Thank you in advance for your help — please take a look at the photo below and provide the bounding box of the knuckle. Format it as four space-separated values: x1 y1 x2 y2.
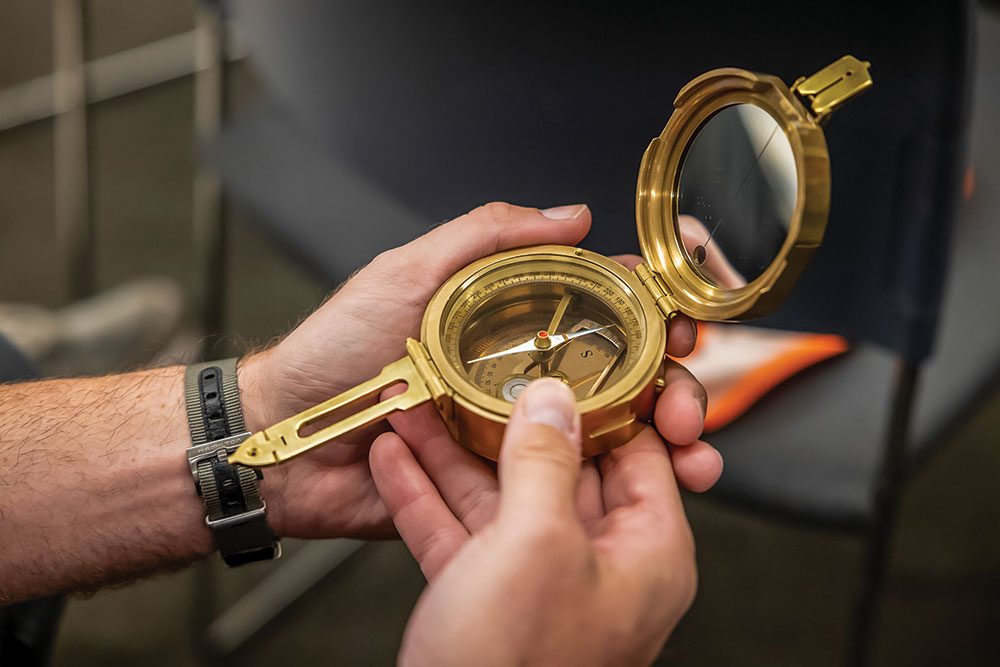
354 251 397 288
662 358 696 384
367 246 401 272
411 524 460 564
454 484 496 524
663 362 707 400
509 433 577 470
475 201 517 223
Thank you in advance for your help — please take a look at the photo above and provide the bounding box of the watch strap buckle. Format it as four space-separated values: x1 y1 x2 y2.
207 504 283 566
185 431 280 566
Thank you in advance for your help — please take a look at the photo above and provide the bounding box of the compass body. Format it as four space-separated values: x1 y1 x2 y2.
423 246 667 459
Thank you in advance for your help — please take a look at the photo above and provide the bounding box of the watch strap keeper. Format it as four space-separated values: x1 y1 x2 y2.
184 359 280 566
184 358 245 446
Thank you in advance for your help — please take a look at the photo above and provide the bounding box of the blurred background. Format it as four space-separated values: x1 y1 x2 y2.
1 1 999 665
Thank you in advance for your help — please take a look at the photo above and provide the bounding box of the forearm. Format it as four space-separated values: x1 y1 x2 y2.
0 367 213 603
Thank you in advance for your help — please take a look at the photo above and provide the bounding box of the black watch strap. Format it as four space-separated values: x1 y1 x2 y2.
184 358 245 444
184 359 280 566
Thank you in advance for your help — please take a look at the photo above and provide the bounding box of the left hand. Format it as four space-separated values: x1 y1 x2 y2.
241 203 597 539
240 202 719 541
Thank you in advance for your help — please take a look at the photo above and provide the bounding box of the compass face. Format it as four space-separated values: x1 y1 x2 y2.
438 257 647 403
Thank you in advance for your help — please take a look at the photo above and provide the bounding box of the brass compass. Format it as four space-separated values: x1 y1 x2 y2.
231 55 872 465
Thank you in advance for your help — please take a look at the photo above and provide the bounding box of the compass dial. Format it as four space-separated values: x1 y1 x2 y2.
439 258 646 403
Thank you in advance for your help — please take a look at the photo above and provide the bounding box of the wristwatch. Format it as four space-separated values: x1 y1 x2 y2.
184 358 281 566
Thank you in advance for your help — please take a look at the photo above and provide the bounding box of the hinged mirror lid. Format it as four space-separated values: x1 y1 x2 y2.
635 57 871 322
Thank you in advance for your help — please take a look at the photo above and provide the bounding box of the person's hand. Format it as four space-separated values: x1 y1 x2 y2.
371 379 696 666
238 202 713 540
242 203 603 538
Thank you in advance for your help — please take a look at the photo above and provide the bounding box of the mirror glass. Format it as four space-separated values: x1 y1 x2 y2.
677 104 797 288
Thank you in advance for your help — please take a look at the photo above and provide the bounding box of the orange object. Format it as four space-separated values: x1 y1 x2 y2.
675 324 849 432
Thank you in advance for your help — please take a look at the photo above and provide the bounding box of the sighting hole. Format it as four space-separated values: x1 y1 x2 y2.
693 245 707 265
297 379 409 438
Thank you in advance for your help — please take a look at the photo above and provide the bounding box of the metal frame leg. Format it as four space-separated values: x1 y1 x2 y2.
849 359 921 666
192 1 228 349
53 0 94 301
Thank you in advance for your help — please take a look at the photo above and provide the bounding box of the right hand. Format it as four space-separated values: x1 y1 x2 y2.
371 378 697 666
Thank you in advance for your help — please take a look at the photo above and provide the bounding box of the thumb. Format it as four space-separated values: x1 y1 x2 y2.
498 378 583 521
371 203 591 298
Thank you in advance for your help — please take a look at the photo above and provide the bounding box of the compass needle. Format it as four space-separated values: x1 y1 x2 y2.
464 325 610 364
556 325 611 344
465 338 538 364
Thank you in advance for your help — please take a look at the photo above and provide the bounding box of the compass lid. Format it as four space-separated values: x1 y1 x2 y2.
635 55 871 321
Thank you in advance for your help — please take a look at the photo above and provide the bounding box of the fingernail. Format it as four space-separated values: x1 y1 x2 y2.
540 204 587 220
522 378 576 433
688 318 698 342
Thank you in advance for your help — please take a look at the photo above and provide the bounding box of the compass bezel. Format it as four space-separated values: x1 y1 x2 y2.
421 245 667 431
636 67 832 320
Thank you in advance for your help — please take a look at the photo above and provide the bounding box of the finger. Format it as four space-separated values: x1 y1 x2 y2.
498 378 583 521
598 426 683 518
381 202 592 294
653 359 707 446
369 432 469 580
577 459 606 527
667 315 698 358
386 399 500 532
595 428 696 595
669 440 724 493
608 254 644 271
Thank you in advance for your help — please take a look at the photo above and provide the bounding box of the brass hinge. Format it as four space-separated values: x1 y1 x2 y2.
634 264 679 320
792 55 872 123
406 338 450 402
